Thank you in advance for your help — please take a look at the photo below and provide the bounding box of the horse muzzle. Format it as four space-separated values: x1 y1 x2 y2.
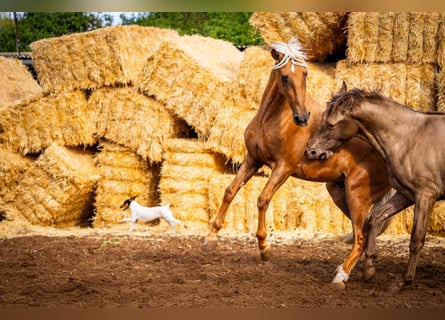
306 147 333 160
293 112 310 126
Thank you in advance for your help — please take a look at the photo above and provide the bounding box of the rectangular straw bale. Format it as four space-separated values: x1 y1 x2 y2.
250 12 348 61
207 108 255 165
0 145 34 201
14 143 100 227
0 90 96 155
438 13 445 68
137 34 243 138
159 138 227 224
392 12 410 62
91 86 189 163
347 12 442 64
30 26 179 93
225 46 272 111
286 179 351 236
0 56 42 108
334 60 436 111
93 140 160 227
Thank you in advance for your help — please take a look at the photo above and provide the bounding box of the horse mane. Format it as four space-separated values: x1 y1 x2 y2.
328 88 387 114
271 37 308 69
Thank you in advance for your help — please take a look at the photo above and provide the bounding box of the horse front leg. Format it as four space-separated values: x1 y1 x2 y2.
256 167 290 261
331 189 369 289
202 154 260 251
364 191 412 282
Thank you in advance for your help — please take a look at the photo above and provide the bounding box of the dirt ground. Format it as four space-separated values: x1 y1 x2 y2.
0 221 444 309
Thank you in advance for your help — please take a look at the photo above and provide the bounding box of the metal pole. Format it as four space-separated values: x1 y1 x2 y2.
13 12 21 55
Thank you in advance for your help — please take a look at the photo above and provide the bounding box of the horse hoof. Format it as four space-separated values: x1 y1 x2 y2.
202 237 218 252
331 281 346 290
388 280 404 293
364 266 376 281
388 279 412 292
260 249 272 261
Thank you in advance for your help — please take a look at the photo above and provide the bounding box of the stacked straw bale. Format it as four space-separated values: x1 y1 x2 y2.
0 145 34 202
13 143 100 227
249 12 348 61
93 140 160 227
207 45 336 164
0 56 42 108
0 90 96 155
90 86 191 163
159 138 227 225
137 34 243 138
335 60 437 112
347 12 444 65
30 25 179 93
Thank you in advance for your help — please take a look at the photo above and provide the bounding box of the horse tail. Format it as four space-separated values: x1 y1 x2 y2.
367 188 397 235
344 188 397 244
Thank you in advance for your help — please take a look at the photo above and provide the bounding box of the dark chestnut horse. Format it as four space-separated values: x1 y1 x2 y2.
203 38 393 289
306 83 445 290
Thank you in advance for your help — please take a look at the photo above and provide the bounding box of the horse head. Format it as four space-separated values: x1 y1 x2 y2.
271 38 310 126
306 82 360 159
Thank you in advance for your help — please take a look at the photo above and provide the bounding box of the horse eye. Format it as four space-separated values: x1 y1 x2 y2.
327 123 334 130
281 75 289 84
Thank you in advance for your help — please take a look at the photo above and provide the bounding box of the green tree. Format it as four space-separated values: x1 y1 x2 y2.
121 12 264 46
0 12 113 52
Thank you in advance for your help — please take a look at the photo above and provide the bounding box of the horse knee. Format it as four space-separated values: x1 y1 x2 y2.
257 195 270 212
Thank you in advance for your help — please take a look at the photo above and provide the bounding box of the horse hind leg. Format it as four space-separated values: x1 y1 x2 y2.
392 192 435 291
202 154 260 251
364 191 412 283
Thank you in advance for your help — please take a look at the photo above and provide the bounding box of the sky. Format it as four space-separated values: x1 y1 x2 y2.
103 12 137 25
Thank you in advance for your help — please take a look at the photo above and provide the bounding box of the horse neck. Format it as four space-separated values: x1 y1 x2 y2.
256 72 286 121
255 71 321 125
353 100 418 160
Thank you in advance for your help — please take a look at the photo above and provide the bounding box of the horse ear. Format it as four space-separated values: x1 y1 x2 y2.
340 81 348 93
271 48 281 61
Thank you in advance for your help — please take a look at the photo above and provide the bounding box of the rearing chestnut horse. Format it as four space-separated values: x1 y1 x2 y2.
203 38 392 289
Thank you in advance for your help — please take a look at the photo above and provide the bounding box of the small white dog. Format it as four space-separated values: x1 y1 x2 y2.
119 196 184 234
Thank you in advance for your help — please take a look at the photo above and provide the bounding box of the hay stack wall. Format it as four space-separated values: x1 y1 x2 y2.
159 138 227 229
0 90 96 155
93 141 160 227
208 173 351 237
13 143 100 227
30 25 179 93
0 56 42 108
90 86 190 163
334 60 437 112
346 12 444 65
137 34 243 138
249 12 348 61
